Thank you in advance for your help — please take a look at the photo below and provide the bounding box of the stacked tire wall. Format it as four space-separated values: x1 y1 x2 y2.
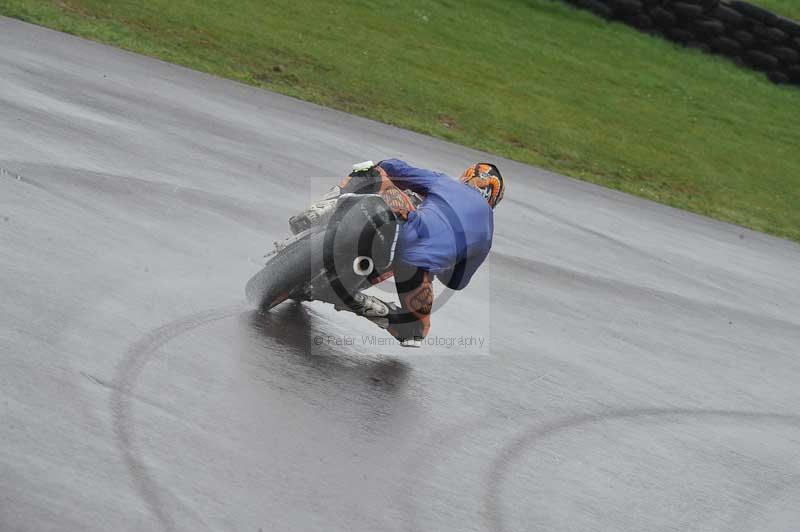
564 0 800 86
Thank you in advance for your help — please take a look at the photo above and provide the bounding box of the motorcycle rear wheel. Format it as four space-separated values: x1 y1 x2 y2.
245 228 326 311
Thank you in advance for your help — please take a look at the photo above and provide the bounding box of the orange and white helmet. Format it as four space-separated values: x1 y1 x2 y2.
460 163 505 209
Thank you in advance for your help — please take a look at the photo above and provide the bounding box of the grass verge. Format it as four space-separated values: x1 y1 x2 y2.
1 0 799 242
756 0 800 20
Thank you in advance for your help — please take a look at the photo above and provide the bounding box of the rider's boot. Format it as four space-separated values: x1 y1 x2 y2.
288 161 380 235
335 292 393 329
333 292 422 348
288 185 341 235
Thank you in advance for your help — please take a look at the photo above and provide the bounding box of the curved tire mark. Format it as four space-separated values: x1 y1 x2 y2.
484 408 800 532
110 305 245 532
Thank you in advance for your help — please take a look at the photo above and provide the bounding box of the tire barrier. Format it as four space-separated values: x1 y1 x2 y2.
562 0 800 86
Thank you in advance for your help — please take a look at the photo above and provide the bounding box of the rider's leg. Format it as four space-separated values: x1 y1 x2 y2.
289 161 423 235
341 165 418 221
288 161 379 235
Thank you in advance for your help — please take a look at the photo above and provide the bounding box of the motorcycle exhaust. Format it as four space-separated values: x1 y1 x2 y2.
353 256 374 276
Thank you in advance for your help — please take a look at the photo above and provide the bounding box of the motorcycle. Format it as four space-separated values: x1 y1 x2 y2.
246 186 417 313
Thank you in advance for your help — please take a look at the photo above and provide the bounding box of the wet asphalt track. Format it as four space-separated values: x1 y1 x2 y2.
2 16 800 532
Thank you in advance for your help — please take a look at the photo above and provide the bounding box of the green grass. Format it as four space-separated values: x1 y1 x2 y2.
1 0 799 242
755 0 800 20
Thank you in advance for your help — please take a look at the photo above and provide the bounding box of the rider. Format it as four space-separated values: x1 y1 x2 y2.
289 159 504 347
